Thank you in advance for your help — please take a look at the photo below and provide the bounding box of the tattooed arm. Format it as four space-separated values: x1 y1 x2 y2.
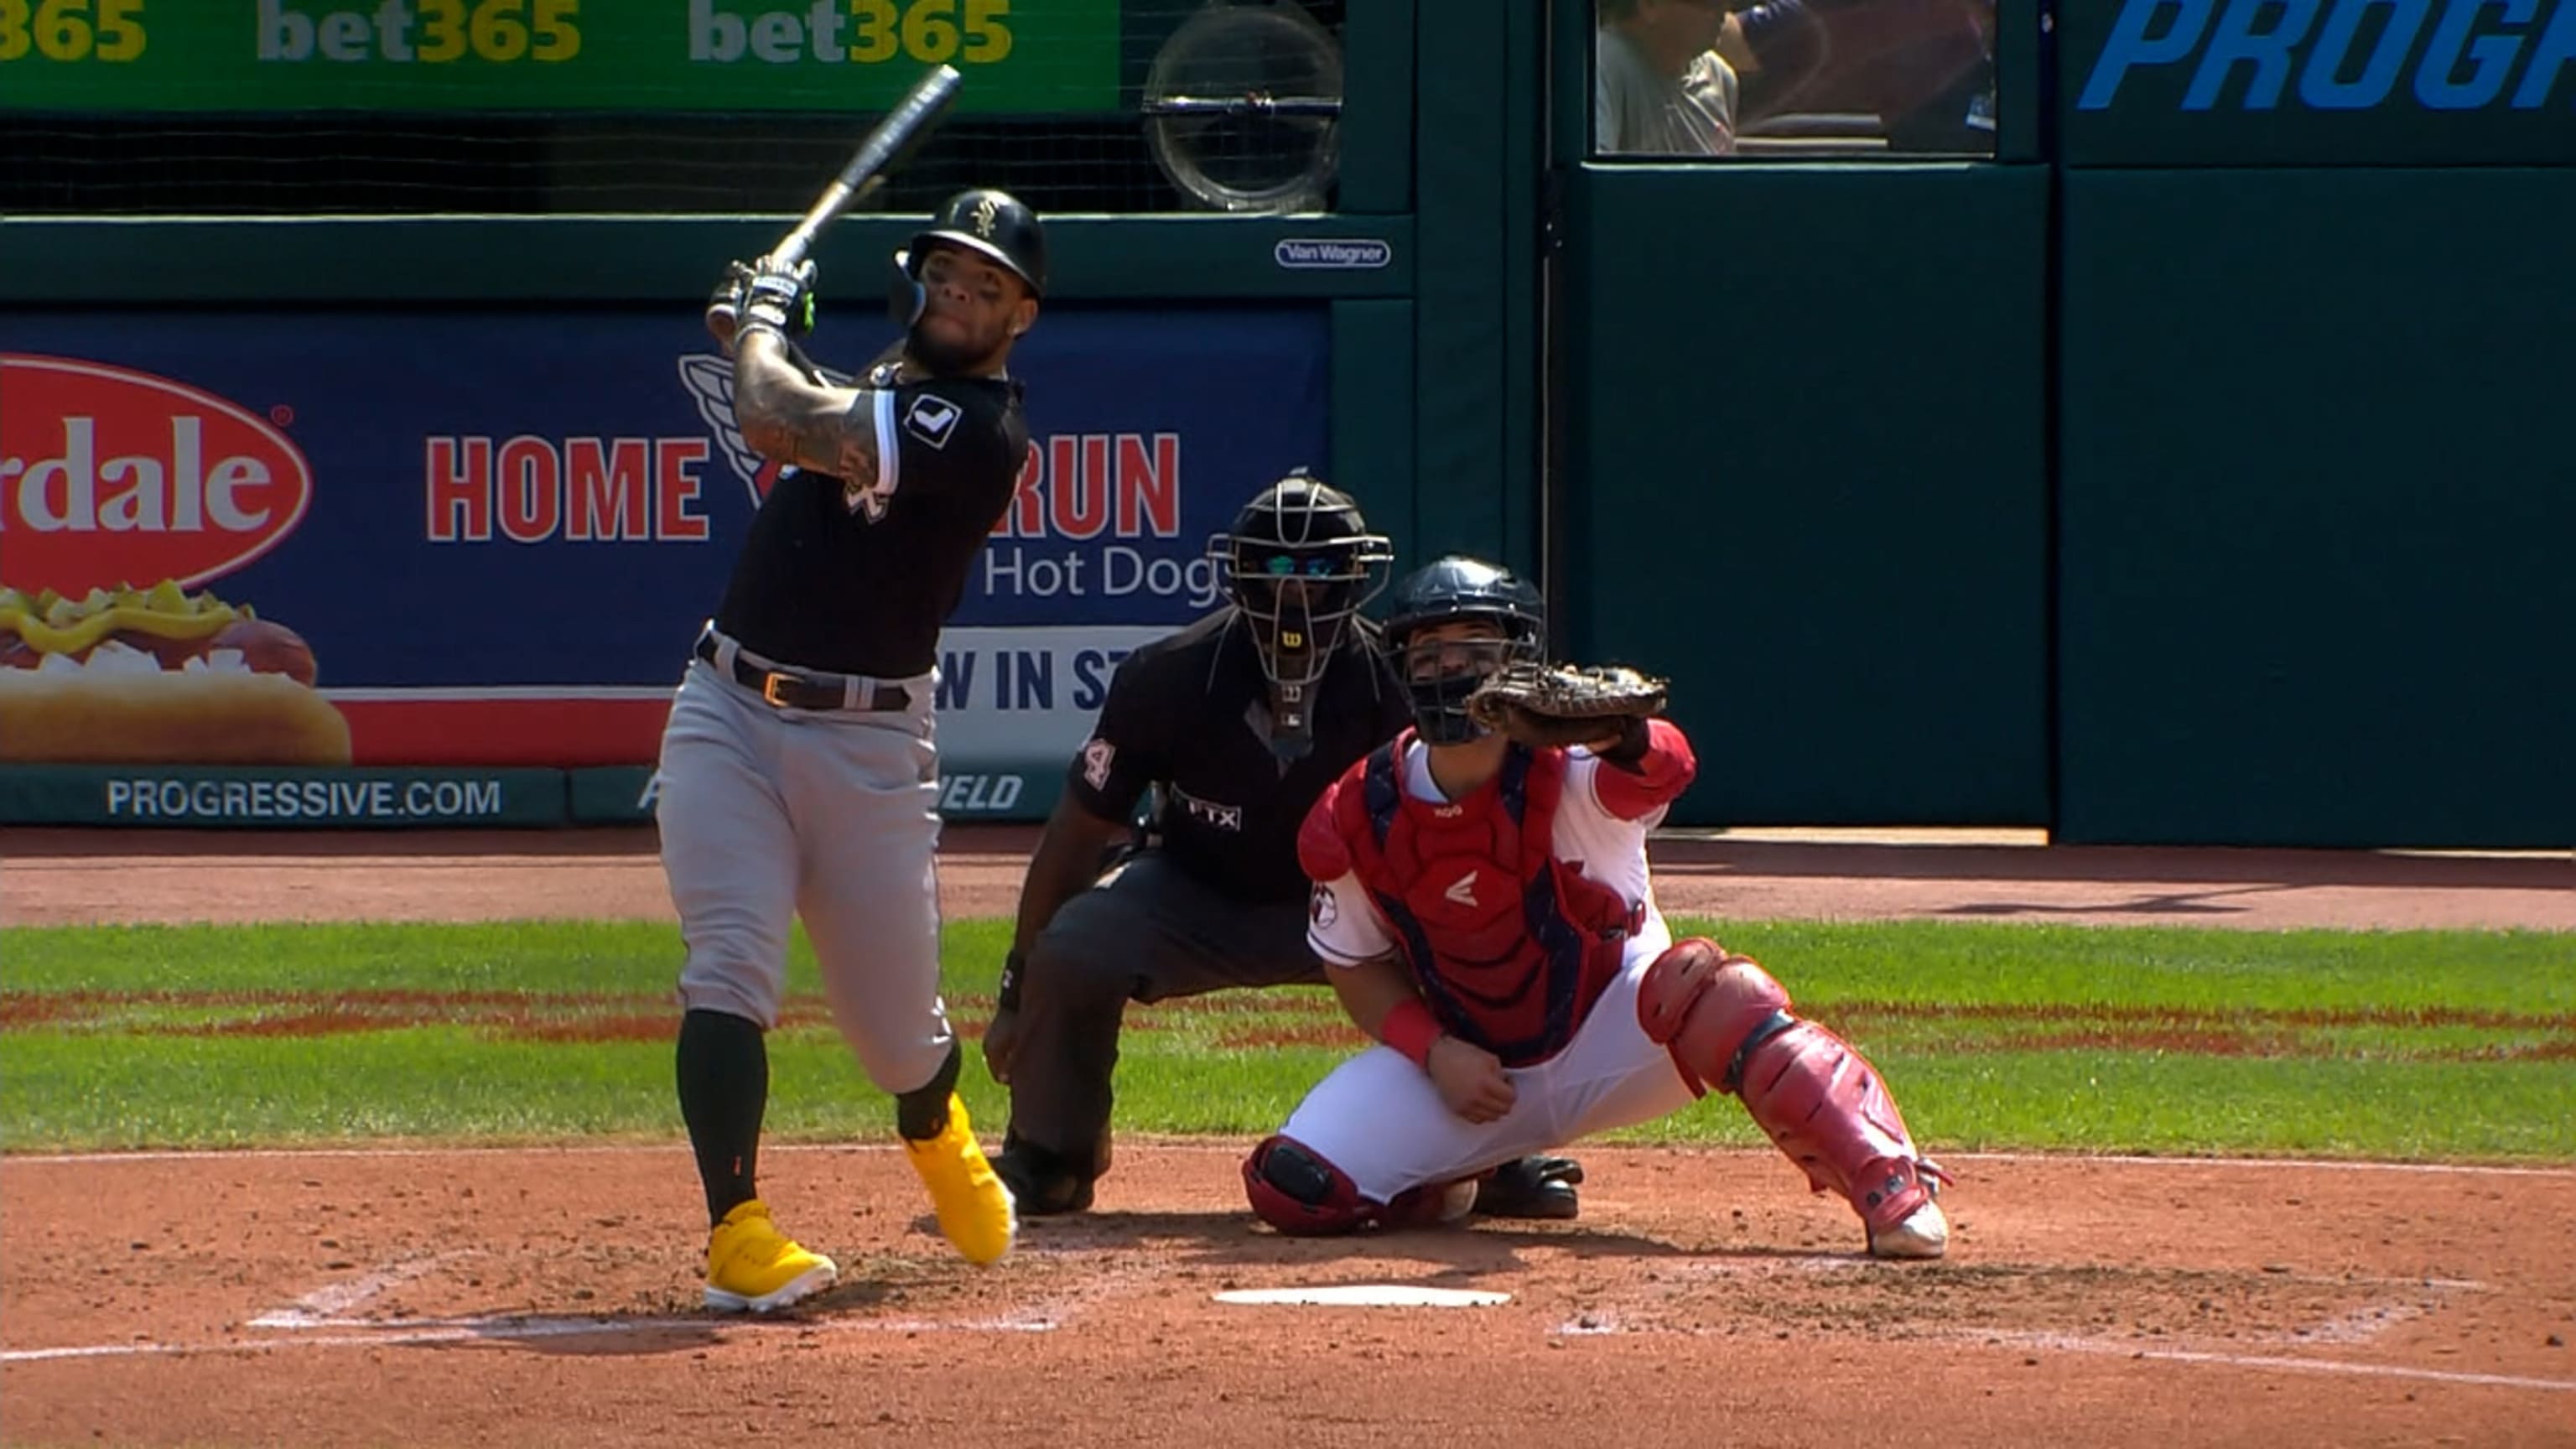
730 327 883 485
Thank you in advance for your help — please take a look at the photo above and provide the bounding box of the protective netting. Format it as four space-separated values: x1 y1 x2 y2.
0 0 1349 216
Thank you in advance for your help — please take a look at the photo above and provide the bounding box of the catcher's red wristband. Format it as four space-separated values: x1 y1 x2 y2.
1380 999 1443 1069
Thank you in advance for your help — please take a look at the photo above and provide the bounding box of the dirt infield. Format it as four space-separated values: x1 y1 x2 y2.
3 826 2572 1447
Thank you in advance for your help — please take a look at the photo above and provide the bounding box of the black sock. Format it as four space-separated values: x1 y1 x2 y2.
894 1040 963 1141
677 1008 768 1227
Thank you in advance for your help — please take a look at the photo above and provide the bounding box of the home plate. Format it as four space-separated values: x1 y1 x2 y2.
1213 1285 1510 1308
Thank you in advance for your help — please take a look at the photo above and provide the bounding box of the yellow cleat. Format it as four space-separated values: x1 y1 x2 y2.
903 1093 1017 1265
704 1198 838 1312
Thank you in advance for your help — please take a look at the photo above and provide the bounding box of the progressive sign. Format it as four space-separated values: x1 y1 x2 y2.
2062 0 2576 164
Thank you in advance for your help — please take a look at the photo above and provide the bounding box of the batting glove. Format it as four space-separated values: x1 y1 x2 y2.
707 256 818 354
740 254 818 336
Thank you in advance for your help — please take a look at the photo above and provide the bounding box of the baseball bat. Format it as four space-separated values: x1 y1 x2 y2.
710 63 964 329
772 62 963 267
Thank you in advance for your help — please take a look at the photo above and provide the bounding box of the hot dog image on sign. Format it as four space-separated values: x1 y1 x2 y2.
0 355 351 766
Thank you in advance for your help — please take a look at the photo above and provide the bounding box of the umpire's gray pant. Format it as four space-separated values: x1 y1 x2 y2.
1007 851 1322 1176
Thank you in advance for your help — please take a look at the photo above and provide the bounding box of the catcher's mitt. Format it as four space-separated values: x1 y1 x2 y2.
1465 662 1669 750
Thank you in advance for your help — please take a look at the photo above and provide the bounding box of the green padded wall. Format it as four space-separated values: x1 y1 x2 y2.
1410 0 1544 571
1332 299 1421 571
2058 167 2576 848
1565 163 2053 827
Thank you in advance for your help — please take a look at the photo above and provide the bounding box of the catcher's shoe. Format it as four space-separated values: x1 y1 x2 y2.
1471 1155 1584 1221
1868 1199 1950 1260
704 1198 838 1312
989 1140 1096 1217
904 1092 1016 1265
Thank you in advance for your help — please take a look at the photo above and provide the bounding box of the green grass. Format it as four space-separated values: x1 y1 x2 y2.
3 917 2570 1160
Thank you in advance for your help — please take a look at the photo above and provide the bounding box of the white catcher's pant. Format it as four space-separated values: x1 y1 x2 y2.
1278 916 1701 1204
654 656 955 1096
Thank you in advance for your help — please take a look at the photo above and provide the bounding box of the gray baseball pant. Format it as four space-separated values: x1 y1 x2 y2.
656 656 956 1098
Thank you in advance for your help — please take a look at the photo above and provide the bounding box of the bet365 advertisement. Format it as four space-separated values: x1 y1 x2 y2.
0 2 1122 114
0 307 1328 824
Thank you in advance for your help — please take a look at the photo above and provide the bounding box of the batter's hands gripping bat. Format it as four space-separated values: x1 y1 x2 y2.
708 62 965 337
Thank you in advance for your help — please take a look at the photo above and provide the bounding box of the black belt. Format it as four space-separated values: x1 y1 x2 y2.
694 632 908 712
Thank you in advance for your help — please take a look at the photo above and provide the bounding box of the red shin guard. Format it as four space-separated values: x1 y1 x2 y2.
1639 938 1945 1233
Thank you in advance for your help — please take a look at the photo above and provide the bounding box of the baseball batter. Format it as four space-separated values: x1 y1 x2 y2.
1241 557 1952 1258
658 189 1046 1312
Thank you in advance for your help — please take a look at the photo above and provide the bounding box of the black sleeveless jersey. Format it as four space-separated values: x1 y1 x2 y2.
713 362 1028 678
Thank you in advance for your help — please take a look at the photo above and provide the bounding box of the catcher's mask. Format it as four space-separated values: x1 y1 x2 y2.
1208 470 1393 759
890 187 1049 329
1383 555 1545 745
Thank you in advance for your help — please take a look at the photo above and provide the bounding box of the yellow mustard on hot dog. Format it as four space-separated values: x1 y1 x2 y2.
0 579 247 657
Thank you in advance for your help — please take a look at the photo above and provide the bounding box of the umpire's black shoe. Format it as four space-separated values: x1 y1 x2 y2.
989 1139 1096 1216
1472 1155 1584 1221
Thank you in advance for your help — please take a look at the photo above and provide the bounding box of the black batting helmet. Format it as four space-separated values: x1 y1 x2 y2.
1383 556 1545 744
904 188 1047 297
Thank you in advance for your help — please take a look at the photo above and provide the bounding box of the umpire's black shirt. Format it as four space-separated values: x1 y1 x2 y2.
1063 608 1409 904
714 363 1028 678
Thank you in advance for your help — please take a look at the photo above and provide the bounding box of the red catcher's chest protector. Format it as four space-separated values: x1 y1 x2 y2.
1337 739 1644 1067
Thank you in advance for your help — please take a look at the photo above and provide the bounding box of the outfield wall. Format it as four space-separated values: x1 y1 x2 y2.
1561 0 2576 849
5 0 2570 846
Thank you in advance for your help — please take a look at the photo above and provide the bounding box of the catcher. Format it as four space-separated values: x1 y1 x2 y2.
1240 554 1952 1258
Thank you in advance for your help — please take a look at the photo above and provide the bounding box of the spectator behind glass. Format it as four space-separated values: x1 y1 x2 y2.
1787 0 1997 153
1597 0 1830 155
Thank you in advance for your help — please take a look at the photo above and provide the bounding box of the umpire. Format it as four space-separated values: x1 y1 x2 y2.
979 474 1584 1221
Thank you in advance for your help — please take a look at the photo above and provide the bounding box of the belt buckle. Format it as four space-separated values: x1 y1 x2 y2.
761 672 794 709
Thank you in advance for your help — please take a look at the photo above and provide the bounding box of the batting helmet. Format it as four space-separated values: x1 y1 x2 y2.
1382 556 1545 744
905 188 1047 296
1208 470 1393 710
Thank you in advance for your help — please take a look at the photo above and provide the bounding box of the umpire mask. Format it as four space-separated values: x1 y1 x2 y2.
1383 556 1546 745
1209 472 1393 760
